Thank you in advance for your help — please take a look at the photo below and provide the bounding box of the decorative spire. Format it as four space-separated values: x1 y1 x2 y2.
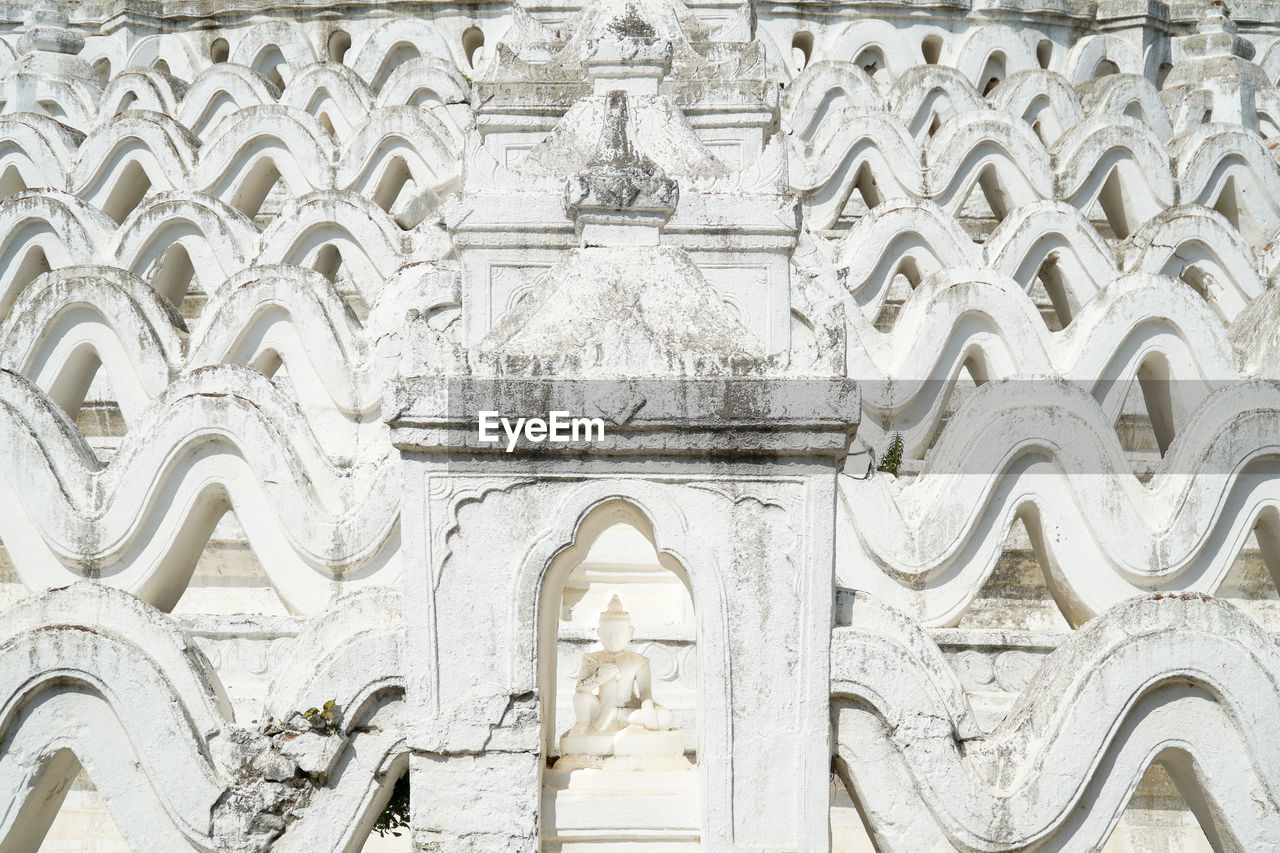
582 1 674 95
1160 1 1266 129
9 0 95 88
19 0 84 58
565 91 678 247
1182 1 1254 61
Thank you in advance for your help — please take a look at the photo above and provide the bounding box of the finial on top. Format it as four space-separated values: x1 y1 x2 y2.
599 595 631 624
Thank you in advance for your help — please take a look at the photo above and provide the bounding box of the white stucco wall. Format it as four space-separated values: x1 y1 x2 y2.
1 0 1279 849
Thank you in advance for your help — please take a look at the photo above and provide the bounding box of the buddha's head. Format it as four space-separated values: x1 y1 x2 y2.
597 595 634 652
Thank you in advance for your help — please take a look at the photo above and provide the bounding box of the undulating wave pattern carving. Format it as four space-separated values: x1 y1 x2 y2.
0 107 460 225
0 18 471 130
780 30 1280 629
0 7 1274 614
0 367 401 613
0 2 1274 621
770 18 1280 86
0 218 453 424
823 258 1267 455
1 0 1279 850
790 87 1280 235
801 200 1272 329
0 187 452 609
0 21 474 612
832 592 1280 850
0 584 406 852
840 379 1280 626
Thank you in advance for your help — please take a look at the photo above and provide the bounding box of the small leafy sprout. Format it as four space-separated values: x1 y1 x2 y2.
373 772 410 837
877 432 905 476
301 699 341 735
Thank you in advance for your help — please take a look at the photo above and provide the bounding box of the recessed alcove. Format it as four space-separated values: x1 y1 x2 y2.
538 502 700 851
328 30 352 64
791 31 814 73
550 521 696 759
92 57 112 88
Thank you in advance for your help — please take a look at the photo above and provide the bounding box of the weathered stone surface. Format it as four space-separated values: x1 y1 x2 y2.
1 0 1280 850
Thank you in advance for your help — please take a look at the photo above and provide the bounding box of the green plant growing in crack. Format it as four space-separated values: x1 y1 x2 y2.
300 699 341 735
877 432 905 476
373 772 410 837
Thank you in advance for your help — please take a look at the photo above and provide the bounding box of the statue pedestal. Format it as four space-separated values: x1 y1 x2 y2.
542 766 699 851
557 725 687 770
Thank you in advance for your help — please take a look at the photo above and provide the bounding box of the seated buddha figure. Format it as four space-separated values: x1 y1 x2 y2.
557 595 686 768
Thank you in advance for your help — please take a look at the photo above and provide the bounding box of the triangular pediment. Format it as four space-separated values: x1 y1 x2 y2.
478 246 769 375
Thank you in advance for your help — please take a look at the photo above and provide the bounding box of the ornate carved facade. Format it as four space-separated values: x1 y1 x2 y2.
1 0 1280 849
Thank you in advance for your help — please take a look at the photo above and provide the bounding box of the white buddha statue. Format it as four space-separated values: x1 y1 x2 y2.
557 595 688 770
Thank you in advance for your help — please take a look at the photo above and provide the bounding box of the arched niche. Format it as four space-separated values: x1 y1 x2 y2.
537 500 697 761
511 484 732 842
